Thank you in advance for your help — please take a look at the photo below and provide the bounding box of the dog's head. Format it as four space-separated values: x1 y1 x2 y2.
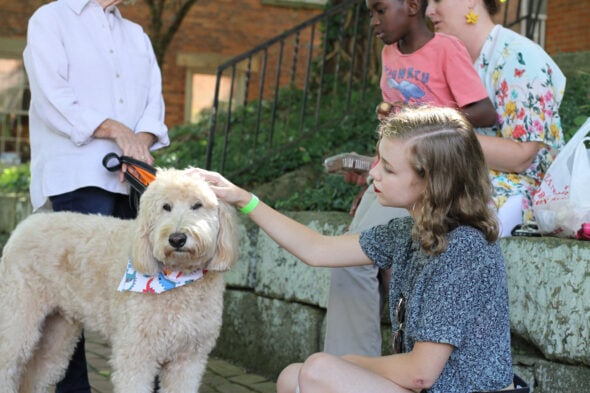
130 168 239 275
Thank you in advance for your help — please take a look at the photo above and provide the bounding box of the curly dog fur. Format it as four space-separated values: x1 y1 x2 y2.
0 168 239 393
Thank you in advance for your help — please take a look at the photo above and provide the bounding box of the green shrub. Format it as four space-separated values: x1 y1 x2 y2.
274 175 362 212
157 70 590 212
560 71 590 141
154 82 382 211
0 163 30 194
154 120 210 169
2 69 589 211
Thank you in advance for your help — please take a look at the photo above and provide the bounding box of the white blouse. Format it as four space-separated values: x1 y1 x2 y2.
24 0 169 210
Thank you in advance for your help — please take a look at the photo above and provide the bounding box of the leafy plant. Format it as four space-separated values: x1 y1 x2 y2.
154 68 590 212
274 175 361 212
154 80 382 212
154 118 210 169
560 71 590 142
3 68 590 211
0 163 30 194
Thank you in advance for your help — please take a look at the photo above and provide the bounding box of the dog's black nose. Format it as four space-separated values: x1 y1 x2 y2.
169 233 187 249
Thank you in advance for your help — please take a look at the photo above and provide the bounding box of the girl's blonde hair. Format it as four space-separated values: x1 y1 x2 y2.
378 105 499 255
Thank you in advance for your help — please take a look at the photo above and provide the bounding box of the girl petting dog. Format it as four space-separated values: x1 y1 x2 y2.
193 105 527 393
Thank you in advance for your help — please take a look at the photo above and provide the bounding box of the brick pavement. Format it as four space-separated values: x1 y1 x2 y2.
84 330 276 393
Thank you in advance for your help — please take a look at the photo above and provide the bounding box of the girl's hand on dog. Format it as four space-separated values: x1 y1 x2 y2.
189 168 252 208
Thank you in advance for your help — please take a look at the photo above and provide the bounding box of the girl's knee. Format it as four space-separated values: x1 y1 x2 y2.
278 353 337 393
277 362 303 393
299 352 336 388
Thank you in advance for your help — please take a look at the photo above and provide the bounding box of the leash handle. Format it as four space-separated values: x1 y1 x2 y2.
102 153 157 195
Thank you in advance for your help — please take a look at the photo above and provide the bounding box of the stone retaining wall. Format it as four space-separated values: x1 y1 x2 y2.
214 212 590 393
2 197 589 392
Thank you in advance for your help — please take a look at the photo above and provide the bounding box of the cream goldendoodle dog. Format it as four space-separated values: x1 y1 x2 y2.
0 168 239 393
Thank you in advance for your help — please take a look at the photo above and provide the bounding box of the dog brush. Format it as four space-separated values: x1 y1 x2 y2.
323 152 374 175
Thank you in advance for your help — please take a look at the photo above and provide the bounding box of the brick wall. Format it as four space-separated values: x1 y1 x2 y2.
546 0 590 54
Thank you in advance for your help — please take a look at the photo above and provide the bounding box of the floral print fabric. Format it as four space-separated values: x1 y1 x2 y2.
475 25 566 223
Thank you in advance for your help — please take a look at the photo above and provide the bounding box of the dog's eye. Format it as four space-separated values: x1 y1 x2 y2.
191 202 203 210
163 203 172 211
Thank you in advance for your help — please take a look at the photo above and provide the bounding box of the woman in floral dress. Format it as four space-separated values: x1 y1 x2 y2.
426 0 566 235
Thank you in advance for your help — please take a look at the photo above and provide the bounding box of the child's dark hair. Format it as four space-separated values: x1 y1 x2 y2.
392 0 429 18
419 0 428 17
483 0 501 16
378 105 499 255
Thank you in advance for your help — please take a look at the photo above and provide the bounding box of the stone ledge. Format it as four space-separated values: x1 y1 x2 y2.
501 237 590 365
219 212 590 386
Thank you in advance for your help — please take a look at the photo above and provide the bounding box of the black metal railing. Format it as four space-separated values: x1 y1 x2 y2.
503 0 547 46
204 0 377 176
204 0 545 176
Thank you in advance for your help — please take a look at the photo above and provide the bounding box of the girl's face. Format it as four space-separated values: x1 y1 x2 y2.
369 137 426 214
426 0 468 37
366 0 410 45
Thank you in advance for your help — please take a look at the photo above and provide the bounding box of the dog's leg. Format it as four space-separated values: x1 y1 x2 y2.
110 344 160 393
19 314 82 393
158 352 208 393
0 287 52 393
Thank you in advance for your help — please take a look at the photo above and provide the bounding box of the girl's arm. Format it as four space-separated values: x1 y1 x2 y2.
193 168 373 268
344 341 453 391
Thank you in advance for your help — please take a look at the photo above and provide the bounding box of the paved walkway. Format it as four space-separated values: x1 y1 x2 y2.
84 330 277 393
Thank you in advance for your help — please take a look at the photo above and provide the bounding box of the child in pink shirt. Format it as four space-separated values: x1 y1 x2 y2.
380 32 491 110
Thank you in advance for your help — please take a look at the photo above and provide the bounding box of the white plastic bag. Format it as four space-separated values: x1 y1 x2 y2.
533 118 590 238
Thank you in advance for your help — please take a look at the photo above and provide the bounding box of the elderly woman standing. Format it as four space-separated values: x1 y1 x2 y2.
426 0 566 236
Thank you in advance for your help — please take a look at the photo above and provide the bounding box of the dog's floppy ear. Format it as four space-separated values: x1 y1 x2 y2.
207 201 239 272
130 204 160 275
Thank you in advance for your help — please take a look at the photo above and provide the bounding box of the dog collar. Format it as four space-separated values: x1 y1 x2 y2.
118 258 206 294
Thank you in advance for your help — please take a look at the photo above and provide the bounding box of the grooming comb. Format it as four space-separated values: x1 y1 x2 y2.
324 152 374 175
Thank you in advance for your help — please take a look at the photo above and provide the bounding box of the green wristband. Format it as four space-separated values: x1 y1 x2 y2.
240 194 260 215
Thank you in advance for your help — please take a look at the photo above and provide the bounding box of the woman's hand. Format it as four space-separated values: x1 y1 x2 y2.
94 119 156 181
94 119 154 162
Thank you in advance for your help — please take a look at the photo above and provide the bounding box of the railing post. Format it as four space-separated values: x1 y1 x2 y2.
205 68 223 170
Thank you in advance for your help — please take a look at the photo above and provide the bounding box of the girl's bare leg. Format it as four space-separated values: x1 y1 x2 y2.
277 363 303 393
277 353 413 393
